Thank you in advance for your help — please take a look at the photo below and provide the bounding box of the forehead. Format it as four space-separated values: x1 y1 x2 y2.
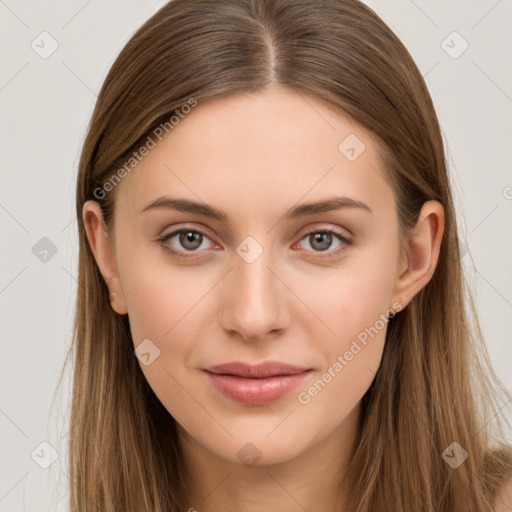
115 87 394 221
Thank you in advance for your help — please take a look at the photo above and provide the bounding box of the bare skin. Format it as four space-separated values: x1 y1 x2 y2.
83 84 444 511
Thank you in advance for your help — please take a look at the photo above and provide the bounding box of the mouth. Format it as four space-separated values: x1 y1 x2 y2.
204 361 312 378
203 361 313 405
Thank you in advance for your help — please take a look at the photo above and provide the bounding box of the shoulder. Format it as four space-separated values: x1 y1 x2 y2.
494 476 512 512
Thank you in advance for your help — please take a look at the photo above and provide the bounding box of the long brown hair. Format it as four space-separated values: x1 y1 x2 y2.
62 0 512 510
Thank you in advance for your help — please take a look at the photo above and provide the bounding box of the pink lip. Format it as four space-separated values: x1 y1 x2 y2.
203 361 313 405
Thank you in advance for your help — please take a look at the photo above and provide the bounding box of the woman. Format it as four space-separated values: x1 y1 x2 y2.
65 0 512 510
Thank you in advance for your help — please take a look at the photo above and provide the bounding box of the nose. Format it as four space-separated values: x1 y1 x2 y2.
217 249 292 343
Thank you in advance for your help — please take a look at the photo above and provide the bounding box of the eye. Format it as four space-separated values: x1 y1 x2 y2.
158 227 215 259
158 226 352 260
296 228 352 257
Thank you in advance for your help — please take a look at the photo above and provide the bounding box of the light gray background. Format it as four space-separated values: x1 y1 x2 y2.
1 1 511 510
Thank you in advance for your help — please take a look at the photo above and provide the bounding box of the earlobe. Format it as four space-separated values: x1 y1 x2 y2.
82 200 128 315
391 200 445 308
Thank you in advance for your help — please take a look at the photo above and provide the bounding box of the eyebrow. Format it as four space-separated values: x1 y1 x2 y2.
141 195 373 221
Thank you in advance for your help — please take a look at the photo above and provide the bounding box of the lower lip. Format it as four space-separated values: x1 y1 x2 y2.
204 370 312 405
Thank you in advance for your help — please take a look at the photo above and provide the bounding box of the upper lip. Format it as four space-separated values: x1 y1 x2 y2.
204 361 312 379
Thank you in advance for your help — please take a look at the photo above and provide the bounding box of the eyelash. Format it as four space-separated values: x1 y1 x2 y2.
157 227 352 261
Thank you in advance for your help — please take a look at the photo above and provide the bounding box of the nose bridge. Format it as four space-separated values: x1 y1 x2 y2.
218 237 289 340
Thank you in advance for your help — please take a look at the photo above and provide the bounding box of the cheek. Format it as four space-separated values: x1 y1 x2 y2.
121 263 212 429
291 255 396 346
293 275 392 433
300 282 388 404
117 240 212 345
290 255 396 405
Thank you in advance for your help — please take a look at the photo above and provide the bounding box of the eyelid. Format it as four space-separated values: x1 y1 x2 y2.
298 224 352 242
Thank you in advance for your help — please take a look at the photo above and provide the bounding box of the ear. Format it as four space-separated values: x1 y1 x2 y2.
82 200 128 315
391 200 445 310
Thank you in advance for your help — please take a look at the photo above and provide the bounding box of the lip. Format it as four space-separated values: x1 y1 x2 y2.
203 361 313 405
205 361 312 378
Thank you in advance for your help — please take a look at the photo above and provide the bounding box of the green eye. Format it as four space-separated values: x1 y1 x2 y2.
297 229 352 256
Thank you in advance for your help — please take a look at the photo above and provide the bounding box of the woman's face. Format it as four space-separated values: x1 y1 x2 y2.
91 86 411 466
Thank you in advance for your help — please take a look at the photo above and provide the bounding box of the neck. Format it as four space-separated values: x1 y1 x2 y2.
178 403 362 512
